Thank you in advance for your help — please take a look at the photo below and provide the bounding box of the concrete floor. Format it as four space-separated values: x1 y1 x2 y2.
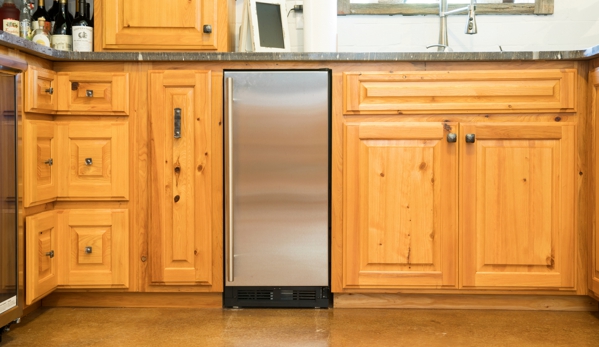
2 307 599 346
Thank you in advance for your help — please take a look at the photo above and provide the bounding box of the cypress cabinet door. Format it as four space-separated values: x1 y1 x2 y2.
343 122 458 289
460 123 576 289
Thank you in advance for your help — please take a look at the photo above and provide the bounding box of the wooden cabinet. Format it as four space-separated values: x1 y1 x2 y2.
23 120 58 207
25 67 129 116
591 69 599 296
339 71 578 292
461 123 576 289
148 70 215 287
26 209 129 305
100 0 233 51
343 122 458 288
24 66 57 114
25 211 59 305
57 121 129 200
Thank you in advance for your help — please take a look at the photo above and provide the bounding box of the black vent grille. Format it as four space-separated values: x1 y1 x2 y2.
237 289 274 301
225 286 330 308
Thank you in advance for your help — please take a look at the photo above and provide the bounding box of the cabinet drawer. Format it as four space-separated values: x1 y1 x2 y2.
25 66 57 114
57 121 129 200
60 209 129 287
57 72 129 115
344 70 577 115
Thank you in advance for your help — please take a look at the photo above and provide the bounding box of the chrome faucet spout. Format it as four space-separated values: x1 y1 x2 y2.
437 0 477 51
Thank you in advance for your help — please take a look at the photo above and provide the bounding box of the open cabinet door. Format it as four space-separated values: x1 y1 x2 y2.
25 211 59 305
591 70 599 296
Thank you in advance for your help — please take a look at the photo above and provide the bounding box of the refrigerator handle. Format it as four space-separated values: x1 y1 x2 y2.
225 77 234 282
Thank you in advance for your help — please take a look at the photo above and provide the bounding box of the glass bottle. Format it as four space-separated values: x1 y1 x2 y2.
31 17 50 46
46 0 59 32
20 1 32 39
0 0 21 37
51 0 72 51
32 0 49 30
72 0 92 52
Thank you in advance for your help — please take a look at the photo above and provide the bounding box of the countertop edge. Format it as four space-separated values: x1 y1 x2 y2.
2 33 598 62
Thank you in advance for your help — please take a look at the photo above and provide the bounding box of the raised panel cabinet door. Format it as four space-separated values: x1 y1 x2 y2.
461 123 576 289
23 120 58 207
148 70 213 286
343 122 458 288
56 72 129 115
591 70 599 295
24 66 57 114
57 121 129 200
25 211 59 305
102 0 222 51
59 209 129 287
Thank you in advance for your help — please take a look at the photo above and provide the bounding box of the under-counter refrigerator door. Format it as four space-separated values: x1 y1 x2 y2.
225 71 329 287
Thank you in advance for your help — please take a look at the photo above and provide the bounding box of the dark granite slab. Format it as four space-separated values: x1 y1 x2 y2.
2 32 598 62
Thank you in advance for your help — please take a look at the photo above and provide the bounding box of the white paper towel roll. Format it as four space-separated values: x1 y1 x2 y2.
303 0 337 52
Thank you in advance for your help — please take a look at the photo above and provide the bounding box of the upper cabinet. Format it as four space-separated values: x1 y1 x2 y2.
98 0 234 51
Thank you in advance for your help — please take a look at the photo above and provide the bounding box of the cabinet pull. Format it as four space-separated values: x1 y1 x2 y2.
86 90 93 97
44 158 53 166
203 25 212 34
447 133 457 143
465 134 476 143
85 247 92 254
44 87 53 95
174 108 182 139
85 158 93 166
45 250 54 258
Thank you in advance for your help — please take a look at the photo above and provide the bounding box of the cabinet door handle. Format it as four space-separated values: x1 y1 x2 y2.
447 133 457 143
225 77 234 283
44 158 53 166
203 25 212 34
44 87 53 95
45 250 54 258
85 158 93 166
86 90 93 97
85 247 92 254
465 134 476 143
174 108 182 139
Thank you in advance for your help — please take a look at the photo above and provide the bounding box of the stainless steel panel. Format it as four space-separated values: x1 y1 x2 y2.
225 71 329 287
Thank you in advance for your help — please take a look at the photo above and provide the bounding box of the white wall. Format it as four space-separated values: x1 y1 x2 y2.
234 0 599 52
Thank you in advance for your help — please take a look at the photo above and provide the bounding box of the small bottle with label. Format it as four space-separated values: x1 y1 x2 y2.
32 18 50 46
20 1 32 40
0 0 21 37
72 0 92 52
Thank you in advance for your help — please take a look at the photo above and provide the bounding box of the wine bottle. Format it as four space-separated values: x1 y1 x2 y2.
74 0 80 18
51 0 72 51
86 1 92 27
72 0 92 52
32 0 49 31
0 0 21 37
46 0 58 32
20 1 32 39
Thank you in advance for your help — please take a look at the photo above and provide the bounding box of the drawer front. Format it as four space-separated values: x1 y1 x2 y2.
59 209 129 287
24 120 58 207
25 66 57 114
57 72 129 115
344 70 577 114
57 121 129 200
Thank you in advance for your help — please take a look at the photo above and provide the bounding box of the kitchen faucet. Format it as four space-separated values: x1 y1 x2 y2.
427 0 477 52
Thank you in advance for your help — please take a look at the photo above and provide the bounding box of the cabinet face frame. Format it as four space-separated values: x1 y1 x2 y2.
343 122 458 289
460 123 576 289
591 70 599 295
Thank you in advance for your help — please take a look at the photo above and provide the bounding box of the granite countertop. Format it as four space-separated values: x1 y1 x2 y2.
2 32 599 62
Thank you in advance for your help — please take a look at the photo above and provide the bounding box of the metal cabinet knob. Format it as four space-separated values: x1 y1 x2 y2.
465 134 476 143
44 158 53 166
44 87 53 95
45 250 54 258
203 25 212 34
85 247 92 254
85 158 92 166
86 90 93 97
447 133 457 143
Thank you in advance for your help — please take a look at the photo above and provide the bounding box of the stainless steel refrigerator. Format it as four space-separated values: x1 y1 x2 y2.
224 71 330 308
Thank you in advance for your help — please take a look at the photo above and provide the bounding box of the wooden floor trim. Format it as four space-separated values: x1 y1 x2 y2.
42 292 223 308
334 293 599 311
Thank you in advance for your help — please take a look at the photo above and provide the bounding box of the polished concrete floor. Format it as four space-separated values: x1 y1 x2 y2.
2 307 599 346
